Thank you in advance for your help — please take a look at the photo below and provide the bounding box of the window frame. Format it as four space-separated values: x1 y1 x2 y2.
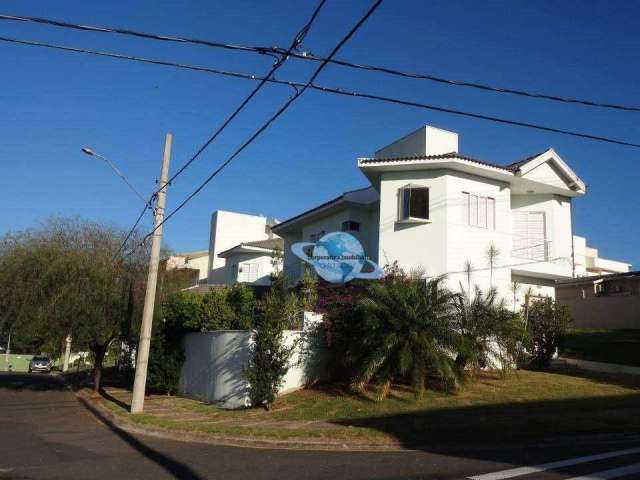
462 191 496 230
341 220 360 232
397 184 430 223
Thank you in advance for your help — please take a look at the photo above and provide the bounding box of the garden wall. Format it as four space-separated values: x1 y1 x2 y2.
178 313 326 409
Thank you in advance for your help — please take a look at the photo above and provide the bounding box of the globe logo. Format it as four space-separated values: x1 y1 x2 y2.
291 231 384 283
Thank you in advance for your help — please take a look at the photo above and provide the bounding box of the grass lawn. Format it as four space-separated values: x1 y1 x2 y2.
99 369 640 447
561 328 640 367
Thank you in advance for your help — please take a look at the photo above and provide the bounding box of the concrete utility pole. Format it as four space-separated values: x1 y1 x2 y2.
62 334 72 372
130 133 172 414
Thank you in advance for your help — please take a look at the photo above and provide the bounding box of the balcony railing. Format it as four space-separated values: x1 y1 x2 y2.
512 240 552 262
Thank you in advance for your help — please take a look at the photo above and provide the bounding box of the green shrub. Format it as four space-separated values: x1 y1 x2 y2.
227 283 256 330
526 298 572 369
245 283 300 408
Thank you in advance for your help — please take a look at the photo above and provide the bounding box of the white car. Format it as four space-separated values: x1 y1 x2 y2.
28 356 52 373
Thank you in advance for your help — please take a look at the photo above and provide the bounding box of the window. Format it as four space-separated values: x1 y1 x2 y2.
341 221 360 232
462 192 495 229
309 230 325 242
398 185 429 221
513 211 546 260
238 263 259 283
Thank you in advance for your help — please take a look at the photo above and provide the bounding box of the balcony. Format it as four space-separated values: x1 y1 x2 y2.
511 240 573 280
512 240 552 263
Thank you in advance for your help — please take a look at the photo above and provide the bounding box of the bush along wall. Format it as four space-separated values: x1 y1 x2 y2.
245 275 305 409
147 284 257 394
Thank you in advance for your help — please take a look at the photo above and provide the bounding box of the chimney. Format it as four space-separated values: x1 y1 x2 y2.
374 125 459 159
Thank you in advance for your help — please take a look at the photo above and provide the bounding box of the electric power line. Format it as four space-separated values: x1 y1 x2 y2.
163 0 327 188
113 201 152 260
122 0 384 259
3 35 639 149
115 0 326 261
2 12 639 112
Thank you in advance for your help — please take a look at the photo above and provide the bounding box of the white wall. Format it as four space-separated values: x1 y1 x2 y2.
208 211 270 284
179 331 252 409
375 126 459 159
510 194 574 279
179 322 326 409
377 169 449 276
444 171 512 298
223 252 279 286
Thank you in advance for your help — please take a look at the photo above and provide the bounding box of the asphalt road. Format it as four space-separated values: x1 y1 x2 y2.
1 372 639 480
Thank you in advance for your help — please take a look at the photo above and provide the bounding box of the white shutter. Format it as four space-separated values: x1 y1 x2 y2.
470 194 478 226
513 211 529 258
462 192 470 224
487 198 495 229
478 197 487 228
528 212 546 260
513 211 546 260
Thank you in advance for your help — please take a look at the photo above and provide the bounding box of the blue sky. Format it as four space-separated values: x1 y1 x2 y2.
1 0 638 268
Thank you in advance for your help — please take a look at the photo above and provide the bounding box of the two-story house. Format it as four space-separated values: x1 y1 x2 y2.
272 125 629 307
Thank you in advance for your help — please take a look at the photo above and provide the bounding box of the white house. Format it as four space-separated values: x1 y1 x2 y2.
166 250 210 284
272 125 629 308
207 210 282 286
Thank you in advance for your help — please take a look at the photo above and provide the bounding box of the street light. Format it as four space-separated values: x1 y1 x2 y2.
81 147 151 208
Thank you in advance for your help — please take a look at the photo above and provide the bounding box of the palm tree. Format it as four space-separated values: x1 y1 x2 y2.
510 280 521 312
486 244 500 288
352 273 458 399
452 285 524 376
463 259 473 293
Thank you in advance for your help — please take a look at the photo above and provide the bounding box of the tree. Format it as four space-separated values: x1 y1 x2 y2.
352 272 458 400
244 283 299 409
463 259 473 293
0 218 147 391
527 297 572 369
452 286 524 375
486 244 500 288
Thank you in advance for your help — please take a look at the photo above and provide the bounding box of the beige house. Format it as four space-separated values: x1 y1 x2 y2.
556 271 640 329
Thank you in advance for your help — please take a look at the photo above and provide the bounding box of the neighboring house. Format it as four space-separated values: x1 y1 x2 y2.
166 250 210 284
207 210 281 286
218 238 284 286
273 125 629 308
556 271 640 329
573 236 631 276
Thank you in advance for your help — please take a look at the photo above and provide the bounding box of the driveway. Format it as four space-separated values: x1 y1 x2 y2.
1 372 639 480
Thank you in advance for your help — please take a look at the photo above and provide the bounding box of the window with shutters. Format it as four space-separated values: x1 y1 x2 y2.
398 185 430 222
238 263 259 283
462 192 495 229
512 211 547 261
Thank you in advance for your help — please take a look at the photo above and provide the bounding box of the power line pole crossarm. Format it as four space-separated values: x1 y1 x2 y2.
130 133 172 414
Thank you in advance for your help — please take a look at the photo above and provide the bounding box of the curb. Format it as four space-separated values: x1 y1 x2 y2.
71 388 640 453
72 388 404 452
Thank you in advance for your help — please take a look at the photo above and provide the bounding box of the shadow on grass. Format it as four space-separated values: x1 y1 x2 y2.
100 387 131 411
332 391 640 452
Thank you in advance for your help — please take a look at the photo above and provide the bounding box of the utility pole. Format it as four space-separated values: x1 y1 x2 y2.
130 133 172 413
62 334 72 372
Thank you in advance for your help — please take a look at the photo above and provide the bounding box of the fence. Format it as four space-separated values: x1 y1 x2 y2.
178 312 326 409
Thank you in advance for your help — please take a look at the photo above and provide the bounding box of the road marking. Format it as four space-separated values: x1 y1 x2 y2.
468 447 640 480
566 462 640 479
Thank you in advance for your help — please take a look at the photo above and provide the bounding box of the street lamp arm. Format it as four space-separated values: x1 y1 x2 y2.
82 147 151 208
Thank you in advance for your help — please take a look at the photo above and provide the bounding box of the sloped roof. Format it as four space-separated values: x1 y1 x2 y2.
359 152 514 172
218 237 284 257
271 186 378 234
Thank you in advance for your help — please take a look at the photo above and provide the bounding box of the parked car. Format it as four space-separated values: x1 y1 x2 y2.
28 356 52 373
